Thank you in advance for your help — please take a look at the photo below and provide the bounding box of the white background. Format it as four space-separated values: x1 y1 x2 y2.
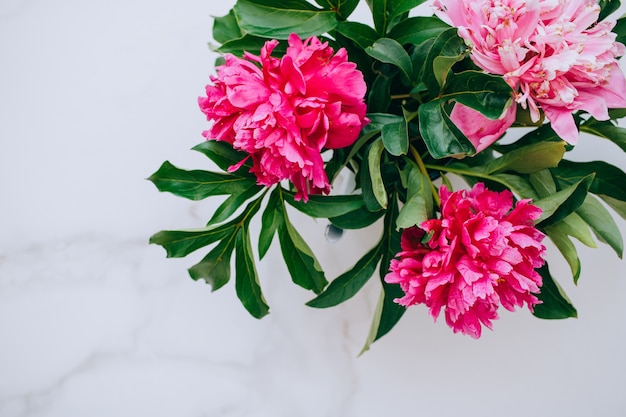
1 1 625 416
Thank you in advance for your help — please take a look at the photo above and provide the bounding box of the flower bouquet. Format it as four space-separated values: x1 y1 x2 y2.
150 0 626 348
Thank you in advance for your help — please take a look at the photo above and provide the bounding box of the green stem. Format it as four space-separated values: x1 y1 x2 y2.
424 163 518 191
409 146 441 207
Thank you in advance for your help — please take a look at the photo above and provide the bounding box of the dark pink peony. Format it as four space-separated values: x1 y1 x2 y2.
385 183 546 338
198 33 368 201
436 0 626 145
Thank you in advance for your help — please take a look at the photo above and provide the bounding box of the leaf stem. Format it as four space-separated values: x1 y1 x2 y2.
390 93 411 100
409 146 441 206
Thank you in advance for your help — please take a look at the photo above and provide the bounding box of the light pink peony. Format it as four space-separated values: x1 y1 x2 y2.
198 34 368 201
385 183 546 338
435 0 626 144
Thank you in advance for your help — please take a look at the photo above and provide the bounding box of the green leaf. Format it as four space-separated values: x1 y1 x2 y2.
387 16 449 46
532 263 577 319
577 194 624 258
283 192 365 218
335 21 379 49
535 174 594 227
598 0 621 21
359 288 385 356
553 160 626 202
192 141 251 173
209 184 263 224
484 141 566 174
418 99 475 159
148 161 255 200
396 165 433 229
234 0 338 39
149 225 234 258
614 17 626 45
365 38 414 81
307 245 381 308
373 197 405 341
600 194 626 221
278 214 328 294
313 0 360 19
545 223 581 282
362 139 388 210
580 120 626 153
259 188 283 259
387 0 426 21
212 9 244 44
491 173 539 200
421 28 467 93
556 213 597 249
216 34 288 56
367 74 393 113
381 119 408 156
188 237 237 291
444 71 513 119
529 169 557 198
366 0 388 34
235 228 270 318
329 204 385 229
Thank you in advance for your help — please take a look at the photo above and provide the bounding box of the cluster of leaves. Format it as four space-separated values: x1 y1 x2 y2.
150 0 626 350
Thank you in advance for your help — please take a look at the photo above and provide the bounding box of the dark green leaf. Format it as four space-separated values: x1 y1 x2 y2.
580 120 626 153
235 228 270 318
367 74 393 113
387 16 449 46
365 38 414 81
421 28 467 93
188 237 236 291
381 120 408 156
208 184 263 224
150 225 233 258
374 196 405 341
278 215 328 294
148 161 255 200
329 204 385 229
335 21 379 49
553 160 626 202
366 0 388 34
192 141 252 174
614 17 626 45
598 0 621 21
307 245 381 308
313 0 360 18
258 188 283 259
535 174 594 228
212 9 244 44
216 34 288 56
418 99 476 159
388 0 426 21
532 263 578 319
283 192 365 218
234 0 338 39
444 71 512 119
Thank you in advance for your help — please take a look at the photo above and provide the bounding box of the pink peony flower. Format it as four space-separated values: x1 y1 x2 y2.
198 33 368 201
435 0 626 144
385 183 546 338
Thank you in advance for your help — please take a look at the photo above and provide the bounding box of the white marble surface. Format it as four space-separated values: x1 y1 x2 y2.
1 1 625 416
